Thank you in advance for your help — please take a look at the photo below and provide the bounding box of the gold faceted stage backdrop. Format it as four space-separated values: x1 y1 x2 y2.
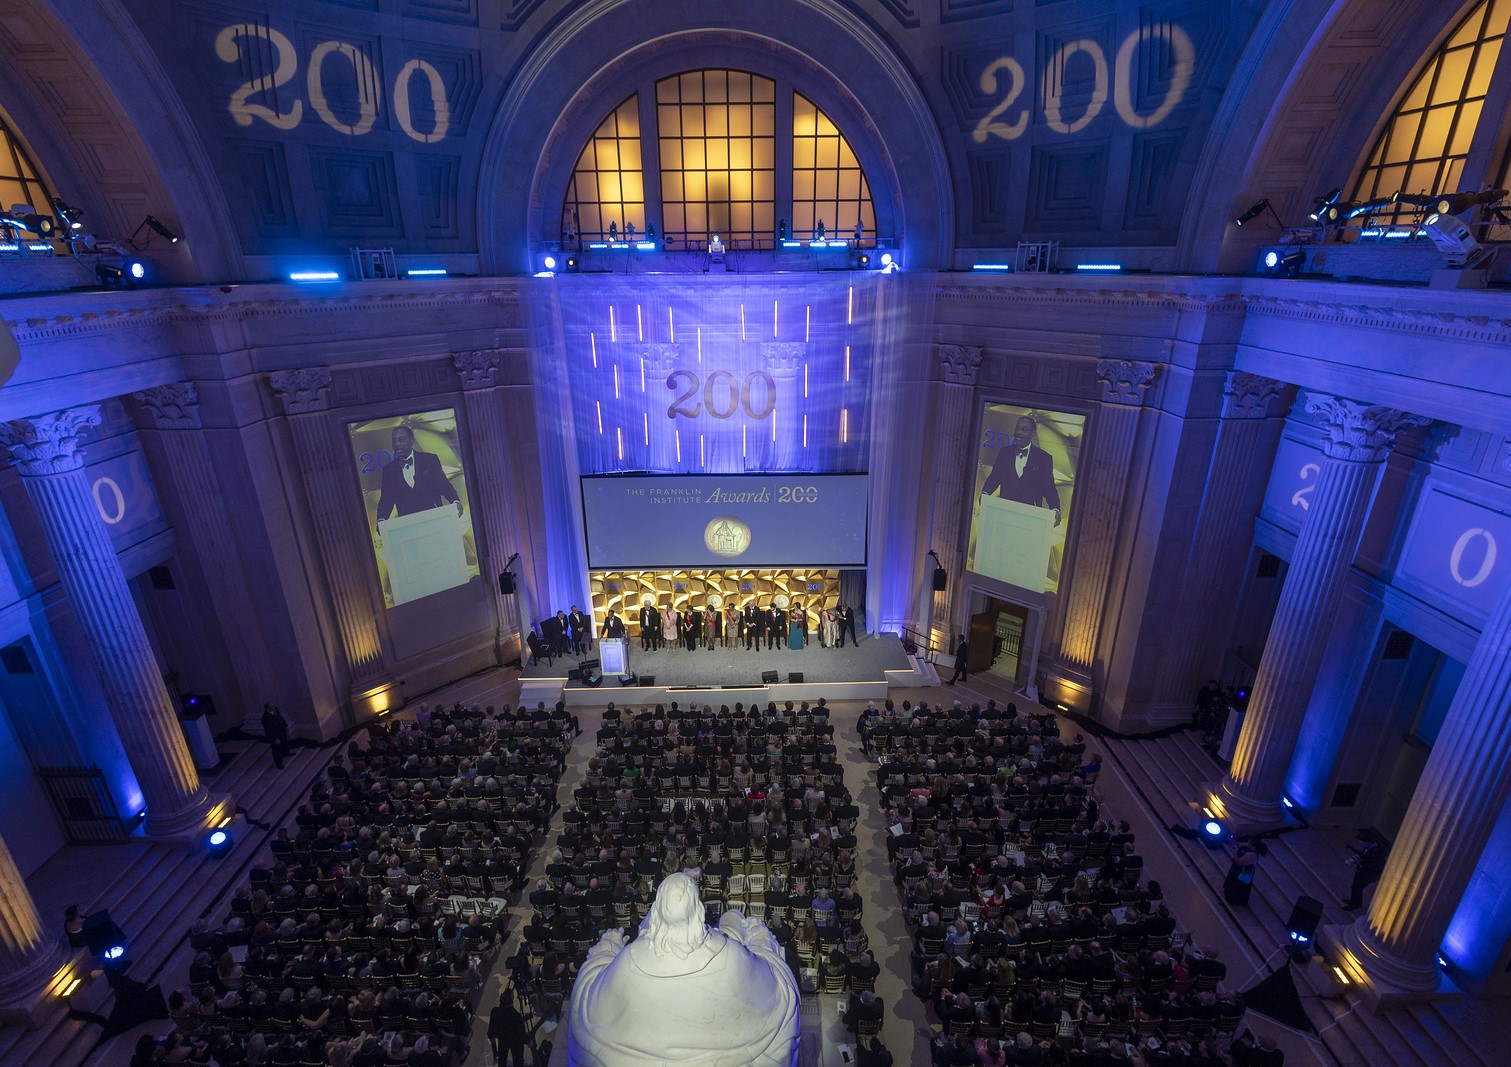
591 569 841 627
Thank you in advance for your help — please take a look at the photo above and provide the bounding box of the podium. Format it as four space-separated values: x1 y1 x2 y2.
600 638 629 677
379 507 468 605
973 495 1056 592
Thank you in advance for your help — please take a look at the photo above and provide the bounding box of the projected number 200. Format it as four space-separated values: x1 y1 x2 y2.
666 370 776 420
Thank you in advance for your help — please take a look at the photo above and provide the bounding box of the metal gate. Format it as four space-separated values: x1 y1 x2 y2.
38 766 130 843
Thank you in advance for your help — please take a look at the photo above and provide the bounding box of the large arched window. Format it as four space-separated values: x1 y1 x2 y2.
1352 0 1511 225
559 69 877 250
0 114 59 226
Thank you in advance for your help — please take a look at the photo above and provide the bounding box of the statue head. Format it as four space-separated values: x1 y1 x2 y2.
641 872 708 960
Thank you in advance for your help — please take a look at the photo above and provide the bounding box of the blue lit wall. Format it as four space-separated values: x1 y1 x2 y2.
553 274 873 476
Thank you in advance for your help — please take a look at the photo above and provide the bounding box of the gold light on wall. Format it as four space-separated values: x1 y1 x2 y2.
590 568 841 627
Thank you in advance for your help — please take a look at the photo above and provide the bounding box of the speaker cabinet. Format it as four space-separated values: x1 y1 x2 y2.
932 567 948 591
498 571 516 595
761 670 780 684
1286 895 1324 941
788 672 804 683
638 675 656 687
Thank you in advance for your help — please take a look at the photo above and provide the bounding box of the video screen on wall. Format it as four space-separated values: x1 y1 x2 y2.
348 408 478 607
965 403 1086 595
581 473 868 569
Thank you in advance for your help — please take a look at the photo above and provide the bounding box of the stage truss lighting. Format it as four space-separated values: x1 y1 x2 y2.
1262 247 1306 277
1308 187 1342 222
1434 188 1507 217
1234 198 1280 228
1420 213 1491 268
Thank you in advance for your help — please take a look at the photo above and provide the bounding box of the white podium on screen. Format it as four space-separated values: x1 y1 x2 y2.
975 495 1055 592
600 638 628 676
379 507 468 606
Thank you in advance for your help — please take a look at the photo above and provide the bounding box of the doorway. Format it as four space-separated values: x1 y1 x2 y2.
965 595 1035 686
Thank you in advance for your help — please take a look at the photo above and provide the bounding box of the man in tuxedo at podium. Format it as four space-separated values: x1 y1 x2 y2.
374 424 462 534
982 415 1061 526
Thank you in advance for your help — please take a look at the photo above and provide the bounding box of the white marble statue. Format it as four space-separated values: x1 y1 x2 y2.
566 872 801 1066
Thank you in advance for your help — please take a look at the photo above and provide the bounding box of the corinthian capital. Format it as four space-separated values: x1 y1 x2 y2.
761 342 807 374
453 349 502 391
1097 359 1159 405
1221 372 1283 419
936 344 983 386
0 407 102 475
1304 393 1431 462
133 382 202 429
268 368 333 415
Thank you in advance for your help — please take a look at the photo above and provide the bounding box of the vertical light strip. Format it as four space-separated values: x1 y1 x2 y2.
841 407 848 443
675 428 682 463
742 424 747 459
609 305 617 342
844 344 851 382
596 400 603 435
617 426 624 460
803 362 809 399
771 405 777 441
697 327 703 363
847 286 853 325
700 434 705 466
643 411 649 445
613 364 621 399
668 307 675 343
805 305 811 342
740 304 747 341
773 299 779 338
803 413 808 448
636 303 643 342
590 332 598 368
639 357 646 393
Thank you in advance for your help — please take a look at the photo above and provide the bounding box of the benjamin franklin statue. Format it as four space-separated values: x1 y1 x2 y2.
566 872 801 1066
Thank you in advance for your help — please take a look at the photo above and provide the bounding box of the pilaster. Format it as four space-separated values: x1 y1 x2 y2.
928 343 981 645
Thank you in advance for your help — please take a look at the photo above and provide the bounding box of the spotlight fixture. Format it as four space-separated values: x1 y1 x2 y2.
880 252 894 267
208 828 233 857
49 197 83 231
564 255 579 271
1262 247 1306 277
96 261 146 288
543 255 558 271
1308 187 1342 221
855 252 871 269
128 214 180 250
1434 187 1507 217
1 206 54 238
1420 213 1491 268
1235 199 1274 227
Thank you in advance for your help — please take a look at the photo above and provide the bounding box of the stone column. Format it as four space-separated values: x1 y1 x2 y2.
1052 360 1159 693
1329 577 1511 1003
0 409 217 839
1150 372 1286 711
1210 395 1428 828
133 384 277 729
761 342 806 470
267 370 388 691
0 830 65 1026
454 349 526 663
928 344 981 644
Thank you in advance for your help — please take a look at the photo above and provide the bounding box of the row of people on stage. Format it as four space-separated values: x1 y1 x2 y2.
525 599 862 665
634 602 858 652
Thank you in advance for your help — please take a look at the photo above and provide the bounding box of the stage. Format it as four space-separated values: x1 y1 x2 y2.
519 631 932 708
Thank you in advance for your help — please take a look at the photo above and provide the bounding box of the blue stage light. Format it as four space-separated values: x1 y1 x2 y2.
104 945 125 960
880 252 894 266
128 261 146 279
971 263 1013 272
406 268 447 277
289 270 340 282
543 255 558 270
208 827 233 856
1075 263 1123 271
1201 819 1224 839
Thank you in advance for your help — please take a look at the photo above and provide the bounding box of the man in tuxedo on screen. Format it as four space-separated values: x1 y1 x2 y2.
981 414 1061 526
374 424 462 534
